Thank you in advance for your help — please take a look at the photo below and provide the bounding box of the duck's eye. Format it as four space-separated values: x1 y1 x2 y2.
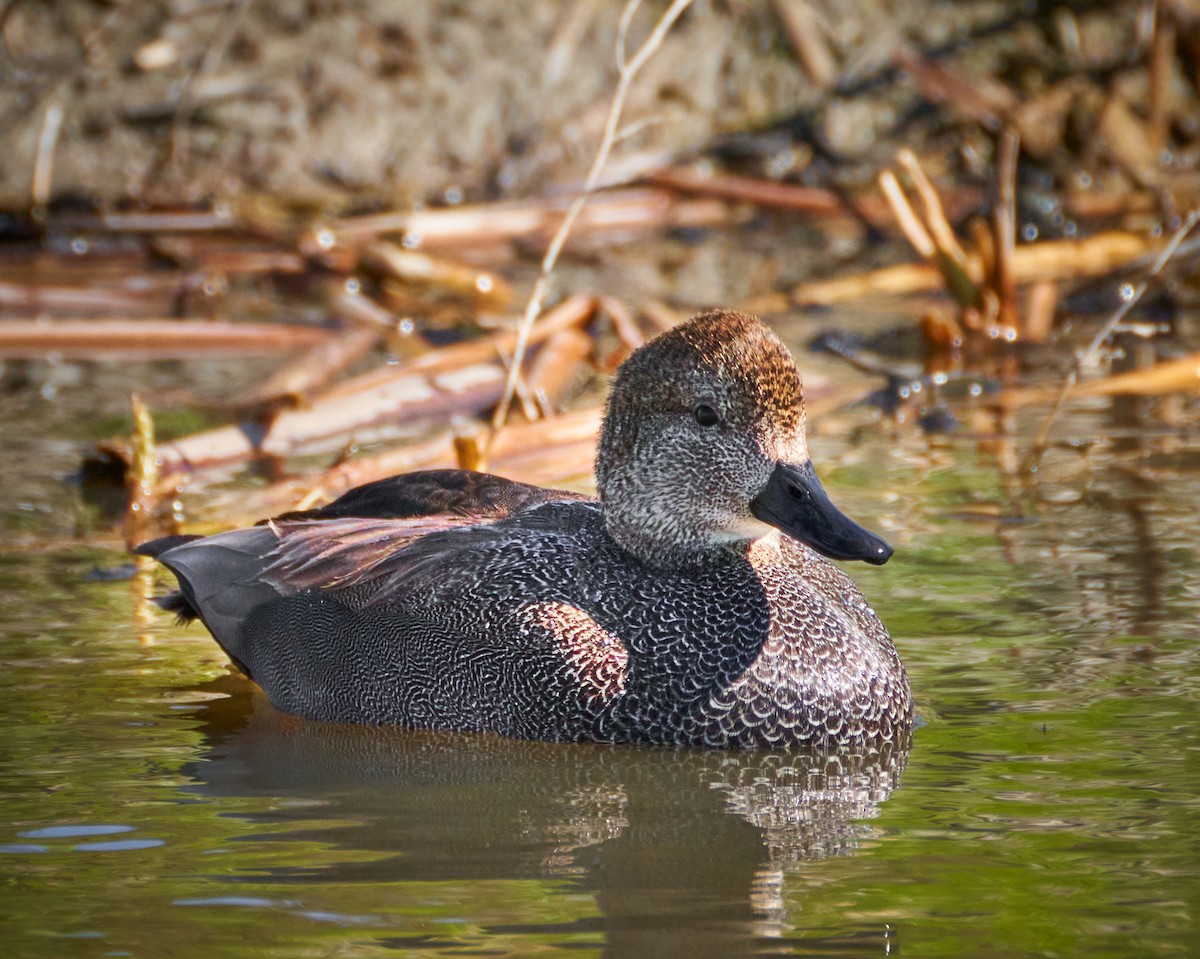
693 403 720 427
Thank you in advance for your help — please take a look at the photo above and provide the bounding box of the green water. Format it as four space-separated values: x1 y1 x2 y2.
1 363 1198 957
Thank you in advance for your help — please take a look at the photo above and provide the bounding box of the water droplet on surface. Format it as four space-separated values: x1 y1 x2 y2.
1119 283 1135 301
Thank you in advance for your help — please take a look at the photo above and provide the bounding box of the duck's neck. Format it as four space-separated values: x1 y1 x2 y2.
601 504 768 572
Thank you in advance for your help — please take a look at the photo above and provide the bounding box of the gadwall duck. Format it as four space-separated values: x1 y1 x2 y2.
140 310 912 747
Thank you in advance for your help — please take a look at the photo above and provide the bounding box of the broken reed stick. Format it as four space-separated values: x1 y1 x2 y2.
779 230 1165 307
599 294 645 353
108 294 598 478
31 102 65 209
329 188 728 248
1148 3 1177 152
0 319 332 359
195 408 605 526
0 279 183 317
769 0 838 89
362 242 514 308
992 128 1020 332
995 349 1200 410
878 153 984 314
525 327 595 416
490 0 697 435
150 236 307 275
145 361 508 474
236 326 383 409
645 166 844 214
124 393 161 548
45 210 239 233
892 45 1016 131
1020 209 1200 473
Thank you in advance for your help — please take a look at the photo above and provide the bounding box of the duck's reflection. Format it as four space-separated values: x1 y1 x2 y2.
183 674 910 957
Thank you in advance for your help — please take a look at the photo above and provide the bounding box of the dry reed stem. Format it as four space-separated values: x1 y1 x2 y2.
124 393 161 548
769 0 837 88
1021 209 1200 474
31 102 64 209
363 242 513 307
239 326 382 409
599 295 644 352
200 408 606 525
878 153 981 310
896 150 971 268
331 189 729 248
1148 3 1177 152
783 231 1163 306
489 0 696 436
877 169 936 259
647 167 844 214
0 319 332 358
992 128 1020 331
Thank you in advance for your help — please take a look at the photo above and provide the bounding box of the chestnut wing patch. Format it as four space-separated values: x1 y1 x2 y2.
260 515 485 594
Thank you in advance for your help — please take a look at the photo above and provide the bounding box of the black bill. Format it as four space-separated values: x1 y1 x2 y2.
750 461 893 565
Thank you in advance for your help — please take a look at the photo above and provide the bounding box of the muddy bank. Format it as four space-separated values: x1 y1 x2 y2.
0 0 1098 211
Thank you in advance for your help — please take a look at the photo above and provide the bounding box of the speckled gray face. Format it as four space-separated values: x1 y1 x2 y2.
597 309 890 568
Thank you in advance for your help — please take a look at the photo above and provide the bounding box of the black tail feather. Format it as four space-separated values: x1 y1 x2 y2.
135 535 202 559
154 590 201 623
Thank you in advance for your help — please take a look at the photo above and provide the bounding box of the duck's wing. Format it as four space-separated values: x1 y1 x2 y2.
259 514 484 593
140 470 589 619
269 469 587 523
139 512 482 662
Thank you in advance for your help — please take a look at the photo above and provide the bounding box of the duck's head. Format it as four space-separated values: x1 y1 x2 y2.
596 309 892 570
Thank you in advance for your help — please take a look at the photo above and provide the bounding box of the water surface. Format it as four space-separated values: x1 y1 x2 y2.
1 331 1198 958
